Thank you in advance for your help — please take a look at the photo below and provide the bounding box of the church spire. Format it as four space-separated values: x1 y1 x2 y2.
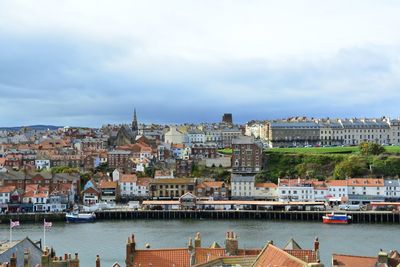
132 108 138 133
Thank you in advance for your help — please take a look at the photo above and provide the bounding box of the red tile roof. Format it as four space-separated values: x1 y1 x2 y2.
332 254 378 267
120 174 138 183
253 244 307 267
284 249 317 263
132 248 190 267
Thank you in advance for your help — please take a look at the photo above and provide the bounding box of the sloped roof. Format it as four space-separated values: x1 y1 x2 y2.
252 244 307 267
332 254 377 267
284 238 302 250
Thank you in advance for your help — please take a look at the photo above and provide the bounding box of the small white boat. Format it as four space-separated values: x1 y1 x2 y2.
66 212 96 223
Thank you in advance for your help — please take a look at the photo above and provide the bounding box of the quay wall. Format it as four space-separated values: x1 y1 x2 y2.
0 210 399 224
94 210 400 224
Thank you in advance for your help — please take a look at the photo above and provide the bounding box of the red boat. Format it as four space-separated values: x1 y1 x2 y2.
322 212 351 224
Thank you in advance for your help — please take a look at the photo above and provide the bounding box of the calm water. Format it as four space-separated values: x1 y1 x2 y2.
1 220 399 266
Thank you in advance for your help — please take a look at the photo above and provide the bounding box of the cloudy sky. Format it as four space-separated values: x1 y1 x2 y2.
1 0 400 127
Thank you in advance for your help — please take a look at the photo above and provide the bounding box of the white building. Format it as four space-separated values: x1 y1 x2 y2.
231 175 255 199
254 183 278 200
385 179 400 200
164 127 186 144
187 130 206 145
119 174 138 198
112 168 122 182
35 159 51 170
326 180 348 201
0 186 14 204
277 178 314 202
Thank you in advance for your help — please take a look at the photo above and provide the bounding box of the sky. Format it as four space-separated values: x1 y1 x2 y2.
1 0 400 127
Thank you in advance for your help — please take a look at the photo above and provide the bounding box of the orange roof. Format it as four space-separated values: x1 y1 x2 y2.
99 180 118 189
0 158 6 165
253 244 307 267
0 186 15 193
348 178 384 187
326 180 348 186
285 249 317 263
120 174 138 183
195 248 226 264
171 143 185 149
132 248 190 267
202 181 224 188
332 253 377 267
255 183 277 188
137 178 153 187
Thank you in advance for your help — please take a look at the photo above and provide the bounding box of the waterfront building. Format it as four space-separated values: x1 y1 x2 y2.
149 178 196 199
384 179 400 201
347 178 385 204
326 180 348 202
253 183 278 201
0 186 15 205
119 174 138 198
277 178 315 202
99 180 119 203
231 136 263 174
81 185 100 206
196 181 228 199
231 175 255 199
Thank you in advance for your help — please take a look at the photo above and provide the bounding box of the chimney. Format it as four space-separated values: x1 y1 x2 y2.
225 232 238 256
41 248 51 267
314 237 320 261
377 250 388 265
126 234 136 267
10 253 16 267
96 255 100 267
188 237 195 267
69 253 79 267
194 232 201 248
24 250 30 267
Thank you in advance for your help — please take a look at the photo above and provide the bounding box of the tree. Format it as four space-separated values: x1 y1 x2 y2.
333 156 369 179
359 142 385 156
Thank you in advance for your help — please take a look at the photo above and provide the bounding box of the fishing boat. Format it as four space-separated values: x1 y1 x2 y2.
322 212 351 224
66 212 96 223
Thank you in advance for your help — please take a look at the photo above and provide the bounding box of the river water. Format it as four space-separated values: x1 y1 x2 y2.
1 220 399 266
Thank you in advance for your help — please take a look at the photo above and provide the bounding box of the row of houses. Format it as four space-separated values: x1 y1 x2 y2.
0 170 80 212
246 117 400 147
232 176 400 204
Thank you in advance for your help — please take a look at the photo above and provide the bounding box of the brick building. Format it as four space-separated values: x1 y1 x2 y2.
231 136 263 174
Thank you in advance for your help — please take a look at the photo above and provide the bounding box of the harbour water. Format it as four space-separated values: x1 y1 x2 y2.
1 220 399 266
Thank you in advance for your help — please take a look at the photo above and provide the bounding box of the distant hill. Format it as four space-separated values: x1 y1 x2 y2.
0 125 62 131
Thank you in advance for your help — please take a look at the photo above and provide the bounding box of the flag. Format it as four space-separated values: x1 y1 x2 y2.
10 220 20 228
44 221 52 229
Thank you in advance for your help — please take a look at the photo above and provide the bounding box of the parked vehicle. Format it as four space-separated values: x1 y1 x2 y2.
339 204 361 211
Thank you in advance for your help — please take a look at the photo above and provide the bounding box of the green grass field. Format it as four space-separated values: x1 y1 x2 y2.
267 146 400 154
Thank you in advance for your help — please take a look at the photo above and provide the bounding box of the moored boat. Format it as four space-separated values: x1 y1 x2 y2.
66 212 96 223
322 212 351 224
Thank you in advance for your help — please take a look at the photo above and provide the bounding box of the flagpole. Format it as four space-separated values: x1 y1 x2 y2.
43 219 46 249
9 219 12 243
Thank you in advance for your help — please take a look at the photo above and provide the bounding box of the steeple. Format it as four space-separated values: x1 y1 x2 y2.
132 108 138 133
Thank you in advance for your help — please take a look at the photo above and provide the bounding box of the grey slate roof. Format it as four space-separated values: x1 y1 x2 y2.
231 175 255 182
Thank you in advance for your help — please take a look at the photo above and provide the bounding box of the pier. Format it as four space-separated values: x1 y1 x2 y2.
94 210 400 223
1 210 399 223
